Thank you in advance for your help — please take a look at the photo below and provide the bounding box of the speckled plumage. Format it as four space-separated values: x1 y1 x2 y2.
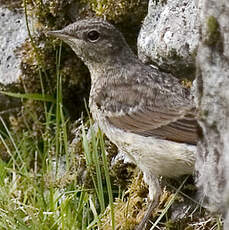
48 18 198 228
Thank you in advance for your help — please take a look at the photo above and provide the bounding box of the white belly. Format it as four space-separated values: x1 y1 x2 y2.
90 102 196 178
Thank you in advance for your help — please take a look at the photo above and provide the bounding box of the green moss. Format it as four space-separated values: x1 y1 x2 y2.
166 50 195 79
161 0 168 6
199 109 209 121
204 16 221 46
85 0 147 23
151 0 167 6
154 51 196 80
191 46 198 59
168 49 183 61
203 110 209 117
0 0 22 11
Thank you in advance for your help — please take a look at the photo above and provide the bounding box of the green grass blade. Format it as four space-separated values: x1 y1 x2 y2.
0 116 23 165
99 129 115 230
91 126 105 213
81 125 100 208
150 176 189 230
0 91 55 103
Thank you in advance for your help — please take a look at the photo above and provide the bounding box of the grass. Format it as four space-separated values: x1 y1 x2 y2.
0 113 115 230
0 76 116 230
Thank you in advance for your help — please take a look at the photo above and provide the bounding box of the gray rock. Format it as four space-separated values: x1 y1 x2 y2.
195 0 229 217
0 7 28 85
137 0 199 79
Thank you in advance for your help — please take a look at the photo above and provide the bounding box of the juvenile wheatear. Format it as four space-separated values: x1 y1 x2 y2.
47 18 198 229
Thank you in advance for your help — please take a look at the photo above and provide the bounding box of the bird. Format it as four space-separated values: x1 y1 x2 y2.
47 18 198 229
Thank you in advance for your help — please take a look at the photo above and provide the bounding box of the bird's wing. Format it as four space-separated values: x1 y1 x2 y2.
107 112 198 144
94 67 198 145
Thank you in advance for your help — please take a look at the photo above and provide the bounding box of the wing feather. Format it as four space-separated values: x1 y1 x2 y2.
94 66 198 144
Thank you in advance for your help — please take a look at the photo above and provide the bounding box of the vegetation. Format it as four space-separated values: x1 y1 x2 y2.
0 43 115 229
205 16 221 47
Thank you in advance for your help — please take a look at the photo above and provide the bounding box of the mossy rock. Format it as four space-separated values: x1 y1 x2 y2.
204 16 221 47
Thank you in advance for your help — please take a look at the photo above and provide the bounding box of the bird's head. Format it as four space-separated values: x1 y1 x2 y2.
47 18 132 67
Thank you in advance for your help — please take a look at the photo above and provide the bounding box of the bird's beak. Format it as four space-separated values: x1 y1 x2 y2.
46 30 70 40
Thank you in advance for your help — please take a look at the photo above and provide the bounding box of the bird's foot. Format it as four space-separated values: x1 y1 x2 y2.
135 197 159 230
135 173 161 230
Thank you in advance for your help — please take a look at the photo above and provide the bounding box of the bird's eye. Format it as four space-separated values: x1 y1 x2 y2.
87 30 100 42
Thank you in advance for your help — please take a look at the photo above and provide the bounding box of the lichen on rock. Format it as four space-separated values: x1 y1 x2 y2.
204 16 221 46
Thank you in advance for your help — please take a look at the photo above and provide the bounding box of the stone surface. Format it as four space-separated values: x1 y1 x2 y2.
0 7 27 85
195 0 229 217
137 0 199 79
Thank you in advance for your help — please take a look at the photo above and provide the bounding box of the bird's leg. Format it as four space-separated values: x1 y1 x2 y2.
135 174 161 230
135 198 159 230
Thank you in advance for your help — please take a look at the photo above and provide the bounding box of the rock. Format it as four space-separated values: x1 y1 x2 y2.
137 0 199 79
0 7 28 85
195 0 229 217
0 6 26 117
